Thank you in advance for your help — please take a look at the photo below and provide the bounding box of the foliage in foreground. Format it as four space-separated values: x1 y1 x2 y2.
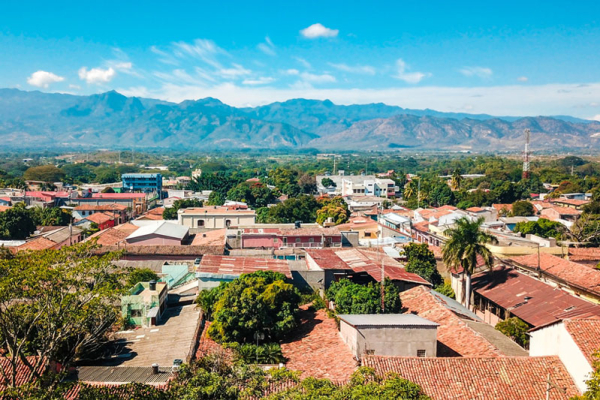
1 356 430 399
571 350 600 400
0 242 123 389
327 278 402 314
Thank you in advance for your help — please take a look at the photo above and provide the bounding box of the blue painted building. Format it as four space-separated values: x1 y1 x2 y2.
122 173 162 194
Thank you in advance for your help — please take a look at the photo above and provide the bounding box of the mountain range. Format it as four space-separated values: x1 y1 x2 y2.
1 88 599 152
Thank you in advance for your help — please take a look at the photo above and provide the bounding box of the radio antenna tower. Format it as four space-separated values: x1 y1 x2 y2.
522 129 531 179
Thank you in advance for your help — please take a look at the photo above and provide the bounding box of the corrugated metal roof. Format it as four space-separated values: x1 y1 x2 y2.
76 366 173 384
338 313 438 327
126 221 188 241
472 266 600 327
198 255 292 278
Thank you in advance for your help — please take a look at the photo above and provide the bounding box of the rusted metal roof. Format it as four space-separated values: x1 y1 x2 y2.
198 255 292 278
472 266 600 327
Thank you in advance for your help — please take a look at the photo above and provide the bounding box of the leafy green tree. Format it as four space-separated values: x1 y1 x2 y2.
189 173 241 198
258 195 320 224
224 342 286 365
209 271 301 344
32 206 72 226
403 243 443 287
23 165 65 182
196 282 229 320
102 187 115 193
61 164 95 184
227 182 275 208
316 196 349 225
327 278 401 314
94 168 120 184
126 268 159 287
495 317 530 347
429 182 455 207
0 243 123 389
0 203 36 239
514 218 562 239
207 191 226 206
321 177 336 188
442 217 497 309
435 282 456 299
511 201 534 217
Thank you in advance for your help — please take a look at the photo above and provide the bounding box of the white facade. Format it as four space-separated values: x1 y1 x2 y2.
529 321 592 393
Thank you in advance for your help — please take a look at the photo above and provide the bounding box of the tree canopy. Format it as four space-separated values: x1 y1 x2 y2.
23 165 65 183
511 201 534 217
208 271 301 344
0 203 36 239
403 243 443 287
326 278 402 314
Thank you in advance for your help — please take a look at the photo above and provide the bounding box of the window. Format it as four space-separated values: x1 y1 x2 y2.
295 238 301 243
225 219 231 228
365 349 375 355
417 350 426 357
131 309 143 318
309 238 314 243
274 238 278 243
197 220 205 227
364 232 372 238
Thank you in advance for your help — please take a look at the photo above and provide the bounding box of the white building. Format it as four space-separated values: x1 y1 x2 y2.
177 206 256 229
338 314 438 359
530 318 600 393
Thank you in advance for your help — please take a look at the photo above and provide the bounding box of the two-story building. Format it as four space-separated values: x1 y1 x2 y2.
177 206 256 229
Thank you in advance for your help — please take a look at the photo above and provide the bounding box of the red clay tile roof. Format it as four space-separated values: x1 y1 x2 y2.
280 307 357 381
195 321 233 361
542 206 582 216
74 204 127 211
198 255 292 278
85 212 114 225
568 247 600 262
91 193 147 199
362 355 579 400
563 318 600 365
88 223 139 246
16 237 56 251
400 286 504 357
0 356 47 391
511 253 600 295
550 198 590 207
314 248 430 285
472 266 600 327
466 206 485 212
191 229 226 247
492 203 513 213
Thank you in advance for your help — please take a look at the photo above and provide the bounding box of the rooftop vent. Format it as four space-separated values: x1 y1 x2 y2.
149 280 157 291
152 363 159 374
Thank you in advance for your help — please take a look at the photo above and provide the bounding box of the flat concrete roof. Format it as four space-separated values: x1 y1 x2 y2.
107 304 200 367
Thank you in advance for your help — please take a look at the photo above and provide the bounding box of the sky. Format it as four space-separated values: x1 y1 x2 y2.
2 0 600 118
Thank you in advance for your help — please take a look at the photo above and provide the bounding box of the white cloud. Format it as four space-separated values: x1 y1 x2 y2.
300 23 339 39
257 36 276 56
151 45 180 65
242 77 275 85
393 59 429 84
517 76 528 82
294 57 312 69
172 38 227 69
68 84 81 90
27 70 65 88
78 67 116 84
300 72 336 83
460 66 493 78
329 63 375 75
591 114 600 121
118 82 600 118
284 69 300 75
111 61 132 71
217 63 251 79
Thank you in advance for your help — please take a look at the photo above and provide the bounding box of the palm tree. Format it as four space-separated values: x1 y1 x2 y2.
442 217 498 309
450 168 463 191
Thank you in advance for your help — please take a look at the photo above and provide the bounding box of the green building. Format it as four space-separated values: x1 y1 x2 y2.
121 280 168 327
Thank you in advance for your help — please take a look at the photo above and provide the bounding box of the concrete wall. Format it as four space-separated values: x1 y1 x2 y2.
339 321 438 359
179 214 256 229
530 322 592 394
126 236 182 246
291 270 326 291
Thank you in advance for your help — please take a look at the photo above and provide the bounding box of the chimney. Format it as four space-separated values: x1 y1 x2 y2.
149 280 157 291
295 221 301 229
152 363 159 374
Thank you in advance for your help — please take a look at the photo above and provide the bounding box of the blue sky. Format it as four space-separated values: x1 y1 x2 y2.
2 0 600 118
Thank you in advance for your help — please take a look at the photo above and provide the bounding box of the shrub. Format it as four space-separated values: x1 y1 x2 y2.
495 317 530 347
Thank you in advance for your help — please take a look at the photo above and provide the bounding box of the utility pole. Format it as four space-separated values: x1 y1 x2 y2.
333 156 337 175
522 129 531 179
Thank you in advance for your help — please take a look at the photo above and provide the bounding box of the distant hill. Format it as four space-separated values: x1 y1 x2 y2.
0 88 598 151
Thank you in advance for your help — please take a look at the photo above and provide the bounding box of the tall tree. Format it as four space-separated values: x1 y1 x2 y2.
450 168 462 191
0 243 123 388
442 217 497 309
0 203 36 239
